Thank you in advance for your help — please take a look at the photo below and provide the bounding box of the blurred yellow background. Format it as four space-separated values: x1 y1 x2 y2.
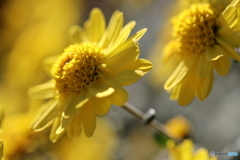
0 0 239 159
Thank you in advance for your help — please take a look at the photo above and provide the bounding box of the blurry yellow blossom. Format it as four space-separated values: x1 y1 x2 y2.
0 110 116 160
0 113 45 160
149 34 179 87
28 8 152 142
162 0 240 106
167 139 217 160
0 0 82 114
165 116 191 139
53 117 117 160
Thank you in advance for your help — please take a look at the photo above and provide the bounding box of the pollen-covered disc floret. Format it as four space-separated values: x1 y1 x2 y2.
173 3 218 54
51 43 104 95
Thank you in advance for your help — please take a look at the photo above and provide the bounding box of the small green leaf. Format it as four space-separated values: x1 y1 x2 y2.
153 131 171 147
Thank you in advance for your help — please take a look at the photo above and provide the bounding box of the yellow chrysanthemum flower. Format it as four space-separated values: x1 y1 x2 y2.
28 8 152 142
163 0 240 106
167 139 217 160
0 113 41 160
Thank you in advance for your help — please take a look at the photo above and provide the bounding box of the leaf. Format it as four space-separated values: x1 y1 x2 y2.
153 131 172 147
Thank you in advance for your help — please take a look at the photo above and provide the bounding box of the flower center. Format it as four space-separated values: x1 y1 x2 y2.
51 43 104 95
173 3 218 54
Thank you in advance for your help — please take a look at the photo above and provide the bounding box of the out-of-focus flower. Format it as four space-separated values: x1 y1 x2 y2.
167 139 217 160
153 116 191 148
52 117 117 160
165 116 191 139
28 8 152 142
0 0 82 115
162 0 240 106
0 113 47 160
149 39 179 88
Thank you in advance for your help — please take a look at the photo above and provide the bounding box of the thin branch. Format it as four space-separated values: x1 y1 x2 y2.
122 102 183 143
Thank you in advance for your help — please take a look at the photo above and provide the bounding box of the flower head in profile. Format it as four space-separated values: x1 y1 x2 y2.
167 139 217 160
28 8 152 142
163 0 240 106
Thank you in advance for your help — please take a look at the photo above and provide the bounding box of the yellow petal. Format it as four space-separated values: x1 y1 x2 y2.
218 40 240 61
32 99 59 131
127 59 152 74
198 53 213 78
106 21 136 54
105 39 138 59
177 78 195 106
28 81 56 99
89 77 115 98
81 105 96 137
86 8 106 43
222 5 238 28
62 93 82 118
193 148 209 160
196 73 214 101
94 97 111 116
164 61 188 90
108 81 128 106
99 10 123 48
68 25 87 43
60 92 89 131
170 85 181 101
162 40 181 63
72 114 82 137
60 92 93 133
125 28 147 42
205 45 224 61
66 124 74 140
216 29 240 48
228 0 240 31
179 140 194 160
97 63 113 77
86 96 111 116
93 84 115 98
75 89 92 108
229 0 240 8
50 117 65 143
214 56 231 76
56 108 80 135
105 40 139 72
111 70 143 86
